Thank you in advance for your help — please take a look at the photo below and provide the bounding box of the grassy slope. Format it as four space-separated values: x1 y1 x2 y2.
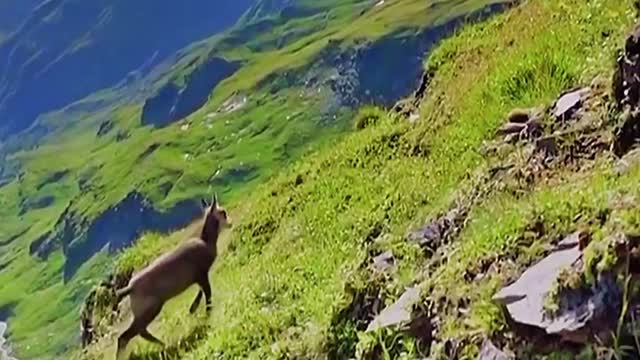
0 0 508 359
81 0 639 359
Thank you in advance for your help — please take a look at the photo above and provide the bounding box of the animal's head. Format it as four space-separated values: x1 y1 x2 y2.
200 194 232 231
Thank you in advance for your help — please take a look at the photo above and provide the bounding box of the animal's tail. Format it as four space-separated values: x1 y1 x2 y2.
116 286 132 301
112 286 132 312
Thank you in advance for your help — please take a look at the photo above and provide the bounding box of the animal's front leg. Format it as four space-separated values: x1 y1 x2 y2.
189 290 203 314
198 277 212 313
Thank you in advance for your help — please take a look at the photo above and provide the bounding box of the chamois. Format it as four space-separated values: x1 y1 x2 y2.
113 194 231 358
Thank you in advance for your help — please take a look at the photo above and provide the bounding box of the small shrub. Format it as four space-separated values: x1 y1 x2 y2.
353 106 388 130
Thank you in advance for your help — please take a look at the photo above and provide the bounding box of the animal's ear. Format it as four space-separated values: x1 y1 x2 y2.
200 198 209 209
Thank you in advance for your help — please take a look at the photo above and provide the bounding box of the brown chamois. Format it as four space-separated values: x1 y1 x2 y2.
113 194 231 358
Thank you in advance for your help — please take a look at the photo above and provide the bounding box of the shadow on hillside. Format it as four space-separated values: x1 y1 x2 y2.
128 324 210 360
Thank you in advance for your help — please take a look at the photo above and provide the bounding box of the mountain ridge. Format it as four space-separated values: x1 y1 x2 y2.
0 0 255 138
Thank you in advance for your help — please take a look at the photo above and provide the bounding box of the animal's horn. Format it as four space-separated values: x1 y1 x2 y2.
200 198 208 209
212 193 218 206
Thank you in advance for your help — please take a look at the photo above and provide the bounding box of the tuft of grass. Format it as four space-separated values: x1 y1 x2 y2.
353 105 388 130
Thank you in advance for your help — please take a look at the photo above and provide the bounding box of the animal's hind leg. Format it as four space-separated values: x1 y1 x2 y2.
116 321 138 358
139 328 165 347
117 298 163 356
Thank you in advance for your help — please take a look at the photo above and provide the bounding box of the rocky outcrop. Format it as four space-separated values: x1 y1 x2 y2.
494 231 625 346
141 57 242 127
0 303 16 360
0 321 15 360
613 22 640 155
0 0 254 138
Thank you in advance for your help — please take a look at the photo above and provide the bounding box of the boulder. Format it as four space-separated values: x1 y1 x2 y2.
493 232 583 331
613 109 640 157
493 231 622 344
372 251 395 273
366 287 421 332
553 88 589 121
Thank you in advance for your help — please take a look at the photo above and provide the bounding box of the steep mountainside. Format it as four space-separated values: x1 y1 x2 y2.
0 0 254 138
77 0 640 358
0 0 517 359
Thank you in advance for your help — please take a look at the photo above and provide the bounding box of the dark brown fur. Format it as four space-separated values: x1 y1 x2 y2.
114 195 231 358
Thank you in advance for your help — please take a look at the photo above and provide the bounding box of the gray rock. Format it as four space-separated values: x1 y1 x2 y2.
614 148 640 176
534 136 558 158
497 122 526 135
372 251 395 273
553 88 589 120
494 231 622 343
493 232 582 330
367 287 421 332
0 322 16 360
477 339 511 360
408 207 465 251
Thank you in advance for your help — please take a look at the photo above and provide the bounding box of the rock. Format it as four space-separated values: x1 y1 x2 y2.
546 273 620 344
372 251 395 273
534 136 558 158
553 88 589 121
408 207 466 252
498 107 542 141
497 122 526 136
625 23 640 57
615 24 640 108
477 339 511 360
614 148 640 175
493 231 622 344
0 322 16 360
493 232 582 330
366 287 421 332
613 110 640 157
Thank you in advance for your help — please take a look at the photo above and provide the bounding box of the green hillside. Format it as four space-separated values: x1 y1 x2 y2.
78 0 640 359
0 0 514 359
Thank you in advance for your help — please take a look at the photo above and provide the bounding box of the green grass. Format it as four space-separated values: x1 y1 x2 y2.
0 1 514 358
78 0 640 358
